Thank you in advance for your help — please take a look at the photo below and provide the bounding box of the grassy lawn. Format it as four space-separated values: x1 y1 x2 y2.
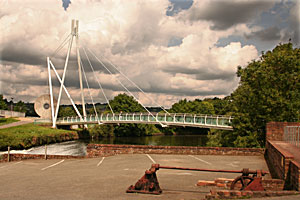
0 123 78 150
0 117 19 126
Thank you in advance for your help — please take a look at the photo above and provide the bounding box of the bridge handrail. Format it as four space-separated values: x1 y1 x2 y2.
56 112 233 129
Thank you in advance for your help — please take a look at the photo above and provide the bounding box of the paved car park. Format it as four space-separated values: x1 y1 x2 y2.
0 154 284 200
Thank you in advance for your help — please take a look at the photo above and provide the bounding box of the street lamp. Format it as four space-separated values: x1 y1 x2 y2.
10 97 13 116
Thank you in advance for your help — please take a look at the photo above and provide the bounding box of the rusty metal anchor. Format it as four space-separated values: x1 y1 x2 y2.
126 164 162 195
126 164 268 195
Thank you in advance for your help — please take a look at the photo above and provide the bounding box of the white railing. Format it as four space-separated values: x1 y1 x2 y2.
284 126 300 148
55 113 233 130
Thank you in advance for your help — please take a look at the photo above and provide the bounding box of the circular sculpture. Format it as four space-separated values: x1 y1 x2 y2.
34 94 57 119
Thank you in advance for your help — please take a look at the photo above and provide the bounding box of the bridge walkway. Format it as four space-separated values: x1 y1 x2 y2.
55 113 233 130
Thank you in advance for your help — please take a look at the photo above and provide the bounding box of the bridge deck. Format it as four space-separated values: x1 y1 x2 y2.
55 113 233 130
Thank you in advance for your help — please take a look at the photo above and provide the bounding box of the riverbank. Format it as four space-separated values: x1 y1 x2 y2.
0 117 19 126
0 123 78 151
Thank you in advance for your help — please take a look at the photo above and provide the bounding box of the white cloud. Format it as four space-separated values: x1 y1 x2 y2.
0 0 261 108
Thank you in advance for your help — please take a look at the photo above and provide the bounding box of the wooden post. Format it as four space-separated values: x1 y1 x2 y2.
7 146 10 162
45 145 47 160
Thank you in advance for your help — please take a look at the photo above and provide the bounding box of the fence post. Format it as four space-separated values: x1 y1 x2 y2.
7 146 10 162
45 145 47 160
297 126 300 147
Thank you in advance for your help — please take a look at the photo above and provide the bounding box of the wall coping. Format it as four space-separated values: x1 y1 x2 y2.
291 160 300 168
267 141 294 159
87 144 264 152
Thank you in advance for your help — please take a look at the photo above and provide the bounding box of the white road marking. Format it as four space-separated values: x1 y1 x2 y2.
97 157 105 167
146 154 156 163
226 162 239 167
0 161 23 169
41 160 65 171
188 155 212 165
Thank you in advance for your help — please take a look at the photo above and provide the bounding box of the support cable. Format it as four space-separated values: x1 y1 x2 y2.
53 34 74 126
86 47 166 127
81 47 114 115
96 51 178 122
46 35 71 91
51 33 71 57
79 56 101 124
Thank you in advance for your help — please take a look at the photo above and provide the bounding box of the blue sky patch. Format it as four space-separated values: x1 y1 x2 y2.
166 0 193 16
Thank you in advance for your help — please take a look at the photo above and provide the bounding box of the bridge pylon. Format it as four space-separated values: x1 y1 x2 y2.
47 19 87 128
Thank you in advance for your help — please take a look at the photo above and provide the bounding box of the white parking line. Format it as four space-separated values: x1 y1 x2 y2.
0 161 23 169
189 155 212 165
41 160 65 171
226 162 239 167
97 157 105 167
146 154 156 163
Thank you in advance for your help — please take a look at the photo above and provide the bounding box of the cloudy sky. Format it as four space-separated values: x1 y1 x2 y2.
0 0 299 108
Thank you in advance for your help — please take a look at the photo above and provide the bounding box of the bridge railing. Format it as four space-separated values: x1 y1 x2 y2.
284 126 300 148
57 113 233 129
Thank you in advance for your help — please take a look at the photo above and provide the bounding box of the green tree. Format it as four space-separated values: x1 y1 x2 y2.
164 99 215 135
0 94 8 110
109 93 144 113
109 93 159 136
204 97 233 115
89 124 114 138
230 43 300 147
14 100 27 113
58 106 76 117
169 99 215 114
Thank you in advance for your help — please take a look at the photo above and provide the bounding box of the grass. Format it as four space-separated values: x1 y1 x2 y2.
0 117 19 126
0 123 78 150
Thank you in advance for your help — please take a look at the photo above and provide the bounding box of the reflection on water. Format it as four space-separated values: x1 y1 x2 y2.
85 135 208 147
26 141 87 156
0 141 87 156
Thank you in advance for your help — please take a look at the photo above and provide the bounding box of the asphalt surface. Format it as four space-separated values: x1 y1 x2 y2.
1 154 292 200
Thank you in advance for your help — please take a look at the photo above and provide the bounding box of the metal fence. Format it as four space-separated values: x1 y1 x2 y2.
284 126 300 147
0 109 25 118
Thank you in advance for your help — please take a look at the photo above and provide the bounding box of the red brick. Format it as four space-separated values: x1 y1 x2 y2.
216 183 226 188
197 180 216 186
214 178 233 184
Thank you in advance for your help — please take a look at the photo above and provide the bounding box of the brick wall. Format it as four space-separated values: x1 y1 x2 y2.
87 144 264 157
0 153 85 162
266 122 300 141
287 161 300 191
265 141 294 179
265 140 300 191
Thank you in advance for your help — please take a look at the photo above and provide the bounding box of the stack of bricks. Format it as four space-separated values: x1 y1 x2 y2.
197 178 292 199
197 178 234 189
197 178 284 191
205 190 300 199
197 178 294 199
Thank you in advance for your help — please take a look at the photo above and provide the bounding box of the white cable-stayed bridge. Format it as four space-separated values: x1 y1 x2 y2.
38 19 233 131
